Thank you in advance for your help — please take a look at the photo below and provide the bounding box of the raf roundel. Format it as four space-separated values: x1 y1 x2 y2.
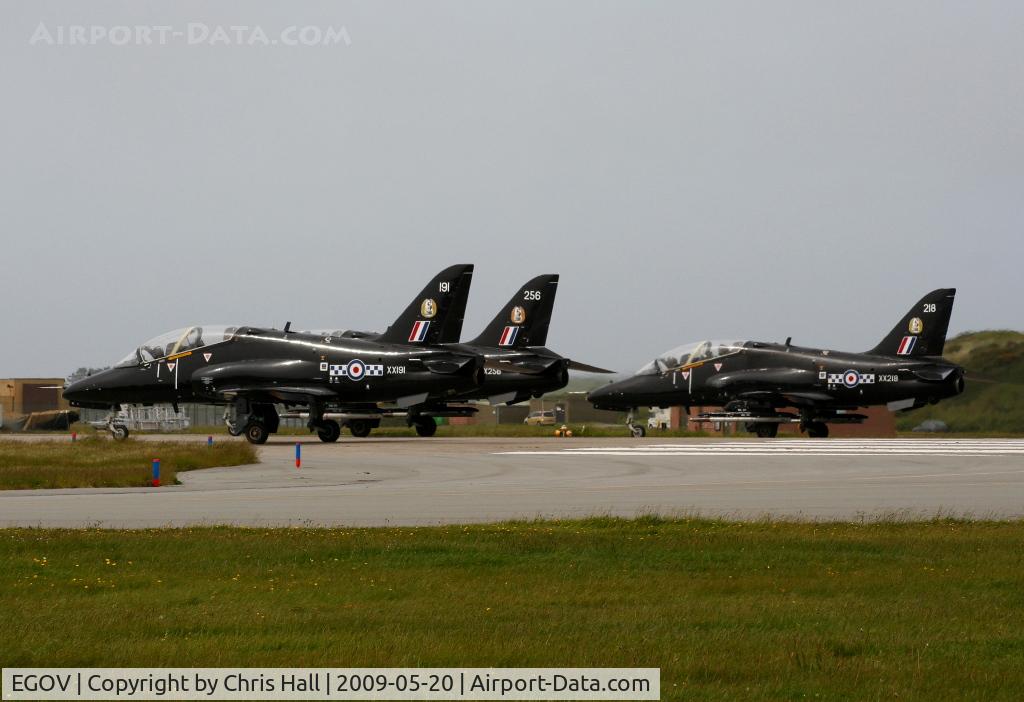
908 317 924 334
420 299 438 319
510 305 527 324
347 360 365 381
843 370 860 388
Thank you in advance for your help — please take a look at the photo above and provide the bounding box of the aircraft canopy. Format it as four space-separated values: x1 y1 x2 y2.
115 326 237 367
635 340 745 375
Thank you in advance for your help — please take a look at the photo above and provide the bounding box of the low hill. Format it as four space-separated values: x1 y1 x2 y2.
895 330 1024 433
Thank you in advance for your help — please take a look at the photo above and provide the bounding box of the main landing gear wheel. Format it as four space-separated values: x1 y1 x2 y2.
806 421 829 438
630 424 646 438
413 418 437 437
348 419 372 438
317 419 341 443
244 421 269 445
110 424 129 441
754 423 779 438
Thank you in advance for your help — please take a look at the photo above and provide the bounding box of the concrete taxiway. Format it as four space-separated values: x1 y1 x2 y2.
1 436 1023 527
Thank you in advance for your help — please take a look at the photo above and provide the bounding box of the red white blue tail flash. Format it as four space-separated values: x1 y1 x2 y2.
408 320 430 343
897 336 917 356
498 326 519 347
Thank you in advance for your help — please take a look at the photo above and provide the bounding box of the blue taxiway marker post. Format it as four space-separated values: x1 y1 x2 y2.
207 435 213 447
295 443 301 469
152 458 161 487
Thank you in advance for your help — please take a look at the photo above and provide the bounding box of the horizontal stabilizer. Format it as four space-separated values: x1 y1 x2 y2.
567 360 615 374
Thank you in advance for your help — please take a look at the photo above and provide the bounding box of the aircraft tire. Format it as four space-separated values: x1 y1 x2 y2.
244 421 270 445
755 423 778 438
317 420 341 443
348 420 372 438
413 418 437 437
806 422 829 438
110 425 129 441
630 425 646 438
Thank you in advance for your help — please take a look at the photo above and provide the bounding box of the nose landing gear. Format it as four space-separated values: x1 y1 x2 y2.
626 410 646 438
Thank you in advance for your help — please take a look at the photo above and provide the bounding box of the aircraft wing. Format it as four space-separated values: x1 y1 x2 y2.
482 356 614 375
213 385 336 402
484 357 560 375
732 389 836 404
703 368 839 407
705 367 818 389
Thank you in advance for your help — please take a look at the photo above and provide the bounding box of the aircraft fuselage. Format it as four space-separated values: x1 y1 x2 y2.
589 342 964 413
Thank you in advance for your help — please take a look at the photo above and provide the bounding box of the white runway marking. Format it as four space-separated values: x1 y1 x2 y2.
497 439 1024 457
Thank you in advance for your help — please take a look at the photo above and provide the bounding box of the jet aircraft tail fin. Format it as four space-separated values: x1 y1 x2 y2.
469 274 559 349
867 288 956 358
377 264 474 345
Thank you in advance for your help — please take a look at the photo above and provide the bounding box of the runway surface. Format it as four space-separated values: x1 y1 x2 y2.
1 436 1023 527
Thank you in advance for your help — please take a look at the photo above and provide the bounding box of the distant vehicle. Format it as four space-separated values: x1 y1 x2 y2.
524 410 556 426
589 289 965 439
648 407 671 430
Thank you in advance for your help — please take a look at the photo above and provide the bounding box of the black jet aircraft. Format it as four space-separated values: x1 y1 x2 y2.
589 289 964 438
320 274 612 437
444 274 613 405
63 265 484 443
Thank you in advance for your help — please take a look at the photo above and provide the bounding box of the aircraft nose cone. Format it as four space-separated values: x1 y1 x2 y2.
62 376 102 406
61 369 128 409
588 380 632 410
61 377 88 402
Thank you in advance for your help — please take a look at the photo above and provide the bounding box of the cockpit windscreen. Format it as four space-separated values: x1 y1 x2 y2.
115 326 237 367
635 340 745 375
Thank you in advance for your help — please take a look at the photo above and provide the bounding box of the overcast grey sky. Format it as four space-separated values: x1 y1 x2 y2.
1 1 1021 377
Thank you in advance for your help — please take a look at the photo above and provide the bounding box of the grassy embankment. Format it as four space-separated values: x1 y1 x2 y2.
895 330 1024 433
0 438 257 489
2 519 1023 700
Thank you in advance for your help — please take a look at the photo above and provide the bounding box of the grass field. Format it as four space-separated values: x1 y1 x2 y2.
0 439 257 489
2 519 1022 700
